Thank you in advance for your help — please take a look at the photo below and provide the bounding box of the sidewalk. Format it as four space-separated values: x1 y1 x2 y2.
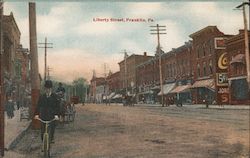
135 103 250 110
4 107 31 151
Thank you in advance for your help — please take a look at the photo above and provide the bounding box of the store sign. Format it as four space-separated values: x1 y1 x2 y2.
217 87 229 104
214 37 226 49
218 93 229 103
218 52 228 70
216 73 228 86
218 87 229 94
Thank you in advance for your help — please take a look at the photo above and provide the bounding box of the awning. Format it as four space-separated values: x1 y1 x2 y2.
112 94 122 99
191 79 215 90
151 85 160 90
230 54 245 64
108 92 115 99
170 85 191 93
158 83 175 95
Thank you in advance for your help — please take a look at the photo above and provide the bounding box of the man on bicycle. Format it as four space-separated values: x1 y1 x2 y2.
35 80 60 143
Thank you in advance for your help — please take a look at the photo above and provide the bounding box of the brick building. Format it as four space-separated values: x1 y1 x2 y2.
118 52 152 95
15 44 30 107
166 41 193 104
226 30 250 104
136 56 159 103
136 41 193 104
189 26 233 104
89 75 106 103
2 12 22 103
106 71 121 100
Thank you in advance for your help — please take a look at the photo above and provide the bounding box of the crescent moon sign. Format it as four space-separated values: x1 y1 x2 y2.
218 53 228 70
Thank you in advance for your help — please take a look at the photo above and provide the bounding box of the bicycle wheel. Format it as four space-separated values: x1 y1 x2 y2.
43 134 50 158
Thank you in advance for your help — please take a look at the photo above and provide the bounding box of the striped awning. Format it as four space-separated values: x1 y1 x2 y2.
158 83 175 95
170 85 191 93
191 79 215 90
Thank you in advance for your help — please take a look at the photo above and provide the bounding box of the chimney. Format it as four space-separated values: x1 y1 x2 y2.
143 52 147 56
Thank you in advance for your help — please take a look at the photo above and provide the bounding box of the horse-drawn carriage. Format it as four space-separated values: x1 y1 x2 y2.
57 94 78 125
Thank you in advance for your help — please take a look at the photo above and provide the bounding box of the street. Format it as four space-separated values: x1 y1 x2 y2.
8 104 249 158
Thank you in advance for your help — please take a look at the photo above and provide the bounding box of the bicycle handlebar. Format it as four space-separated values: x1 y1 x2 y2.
35 117 58 124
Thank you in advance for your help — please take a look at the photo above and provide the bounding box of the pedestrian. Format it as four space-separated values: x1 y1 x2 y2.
5 95 15 119
34 80 60 143
203 94 209 108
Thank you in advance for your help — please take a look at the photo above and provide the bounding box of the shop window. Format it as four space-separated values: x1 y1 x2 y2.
231 79 248 100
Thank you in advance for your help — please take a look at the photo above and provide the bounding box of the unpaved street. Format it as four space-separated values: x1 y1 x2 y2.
10 104 249 158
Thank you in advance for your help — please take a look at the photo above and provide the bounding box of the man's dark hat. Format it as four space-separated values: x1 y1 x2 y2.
44 80 53 88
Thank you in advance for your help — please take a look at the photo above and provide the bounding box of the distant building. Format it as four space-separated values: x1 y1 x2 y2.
89 75 106 103
118 52 153 95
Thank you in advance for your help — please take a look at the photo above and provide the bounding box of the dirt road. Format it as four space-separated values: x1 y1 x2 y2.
10 104 249 158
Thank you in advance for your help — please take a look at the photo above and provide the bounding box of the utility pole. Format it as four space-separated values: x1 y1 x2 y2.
47 66 52 80
29 2 40 129
0 1 4 156
150 24 166 107
236 1 250 89
38 37 53 81
121 50 128 95
103 63 108 104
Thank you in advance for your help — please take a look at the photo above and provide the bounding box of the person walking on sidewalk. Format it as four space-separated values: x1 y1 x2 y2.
5 95 15 119
34 80 60 143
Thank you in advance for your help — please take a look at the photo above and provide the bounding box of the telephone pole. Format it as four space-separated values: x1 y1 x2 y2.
0 1 4 156
38 37 53 81
29 2 40 129
47 66 52 80
103 63 108 104
122 50 128 95
150 24 166 107
236 1 250 89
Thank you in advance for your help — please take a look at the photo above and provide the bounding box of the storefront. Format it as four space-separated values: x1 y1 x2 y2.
170 84 192 104
191 79 215 104
229 77 249 104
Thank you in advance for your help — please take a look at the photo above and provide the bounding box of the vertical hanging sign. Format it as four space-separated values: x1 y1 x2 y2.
215 37 229 104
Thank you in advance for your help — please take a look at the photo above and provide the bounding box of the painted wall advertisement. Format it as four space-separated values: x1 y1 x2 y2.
215 37 229 104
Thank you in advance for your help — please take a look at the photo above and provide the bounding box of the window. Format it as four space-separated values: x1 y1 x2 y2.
170 64 172 77
209 60 213 74
197 46 200 58
197 64 200 77
203 44 206 57
203 62 206 76
210 39 213 54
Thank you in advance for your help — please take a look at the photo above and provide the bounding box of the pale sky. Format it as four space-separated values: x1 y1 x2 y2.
4 0 249 83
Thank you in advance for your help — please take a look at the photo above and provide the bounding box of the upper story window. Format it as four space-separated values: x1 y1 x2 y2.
209 60 213 74
203 61 207 76
203 43 206 57
197 63 200 77
197 46 200 58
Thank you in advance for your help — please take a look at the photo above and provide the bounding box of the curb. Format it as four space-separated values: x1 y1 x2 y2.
6 121 32 151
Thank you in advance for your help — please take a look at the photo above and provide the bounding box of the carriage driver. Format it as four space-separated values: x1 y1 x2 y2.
35 80 60 143
56 82 66 98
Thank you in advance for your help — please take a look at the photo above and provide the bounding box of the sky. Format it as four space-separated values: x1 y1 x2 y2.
3 0 249 83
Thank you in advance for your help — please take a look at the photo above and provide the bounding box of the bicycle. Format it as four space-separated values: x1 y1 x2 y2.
35 116 59 158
